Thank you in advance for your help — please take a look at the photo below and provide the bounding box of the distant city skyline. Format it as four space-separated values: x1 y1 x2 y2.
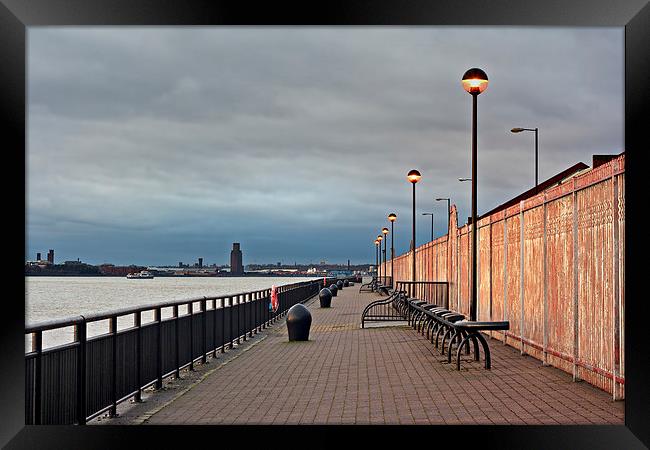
27 27 623 266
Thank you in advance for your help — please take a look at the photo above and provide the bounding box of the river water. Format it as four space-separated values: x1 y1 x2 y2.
25 276 319 350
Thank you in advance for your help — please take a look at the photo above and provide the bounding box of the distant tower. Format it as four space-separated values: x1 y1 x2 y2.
198 257 203 268
47 249 54 264
348 259 350 270
230 243 244 275
36 252 41 261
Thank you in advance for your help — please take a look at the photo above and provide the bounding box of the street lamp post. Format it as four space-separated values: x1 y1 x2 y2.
407 170 422 289
382 227 389 285
377 234 383 284
435 198 451 234
511 127 539 187
374 239 379 283
462 67 488 322
422 213 434 241
388 213 397 287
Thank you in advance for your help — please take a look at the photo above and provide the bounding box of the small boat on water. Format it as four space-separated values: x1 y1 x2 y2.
126 270 154 279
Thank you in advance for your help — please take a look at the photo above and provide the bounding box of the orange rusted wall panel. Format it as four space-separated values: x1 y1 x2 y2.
522 205 544 358
478 223 491 321
576 179 614 393
505 213 521 340
490 219 505 340
545 194 574 373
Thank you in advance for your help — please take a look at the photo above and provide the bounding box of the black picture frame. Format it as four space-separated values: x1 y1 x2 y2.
2 1 648 448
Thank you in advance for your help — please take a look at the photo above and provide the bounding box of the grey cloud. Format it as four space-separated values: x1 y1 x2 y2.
27 27 623 265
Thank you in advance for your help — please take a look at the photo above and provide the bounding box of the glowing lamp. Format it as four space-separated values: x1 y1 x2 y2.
461 68 488 95
382 227 389 235
388 213 397 222
407 169 421 184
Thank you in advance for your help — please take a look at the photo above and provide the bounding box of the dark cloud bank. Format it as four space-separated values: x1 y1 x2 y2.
26 27 623 265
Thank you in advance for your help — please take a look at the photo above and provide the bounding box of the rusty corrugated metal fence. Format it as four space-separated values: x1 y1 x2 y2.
382 155 624 399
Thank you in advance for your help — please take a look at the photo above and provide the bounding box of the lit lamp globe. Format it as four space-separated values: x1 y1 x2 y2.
388 213 397 222
382 227 389 236
377 234 383 242
461 68 489 95
407 169 421 184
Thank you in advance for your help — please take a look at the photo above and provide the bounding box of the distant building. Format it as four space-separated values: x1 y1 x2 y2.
47 249 54 264
36 252 41 261
230 243 244 275
179 261 183 268
198 257 203 268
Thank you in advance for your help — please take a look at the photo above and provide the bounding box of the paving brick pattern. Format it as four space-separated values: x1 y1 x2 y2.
146 286 624 425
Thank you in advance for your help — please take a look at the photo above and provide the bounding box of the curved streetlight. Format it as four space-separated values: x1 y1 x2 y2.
436 198 451 235
407 169 421 285
458 178 472 182
388 213 397 287
511 127 539 187
462 67 488 321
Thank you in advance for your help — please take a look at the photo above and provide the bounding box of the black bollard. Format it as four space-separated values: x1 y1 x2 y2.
319 288 332 308
343 280 349 287
329 284 338 297
286 304 312 341
336 280 344 290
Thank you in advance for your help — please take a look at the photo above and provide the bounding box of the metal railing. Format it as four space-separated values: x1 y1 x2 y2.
25 278 334 425
395 281 449 309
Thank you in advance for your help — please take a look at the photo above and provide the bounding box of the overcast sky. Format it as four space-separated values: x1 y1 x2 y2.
26 27 623 266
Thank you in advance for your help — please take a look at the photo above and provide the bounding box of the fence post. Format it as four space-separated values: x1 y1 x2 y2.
572 178 580 382
134 311 142 401
189 302 195 370
76 320 86 424
520 201 525 355
229 297 235 348
612 171 621 400
155 307 163 389
503 217 508 346
213 299 218 358
201 297 207 364
221 299 226 353
174 305 180 377
543 193 549 366
110 315 118 417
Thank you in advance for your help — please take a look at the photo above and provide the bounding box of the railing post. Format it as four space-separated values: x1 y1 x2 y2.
174 305 180 378
221 298 226 353
543 193 549 365
109 315 118 417
229 297 234 349
189 302 195 371
213 299 218 358
237 295 242 344
76 320 86 424
155 307 163 389
32 331 42 425
201 297 207 364
134 311 142 402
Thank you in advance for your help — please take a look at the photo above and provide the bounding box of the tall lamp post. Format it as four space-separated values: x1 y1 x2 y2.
436 198 451 235
407 169 422 287
462 67 488 322
377 234 383 283
388 213 397 287
381 227 389 285
374 239 380 281
511 127 539 187
422 212 434 242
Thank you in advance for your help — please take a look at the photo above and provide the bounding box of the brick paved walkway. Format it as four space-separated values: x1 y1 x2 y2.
146 285 624 425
